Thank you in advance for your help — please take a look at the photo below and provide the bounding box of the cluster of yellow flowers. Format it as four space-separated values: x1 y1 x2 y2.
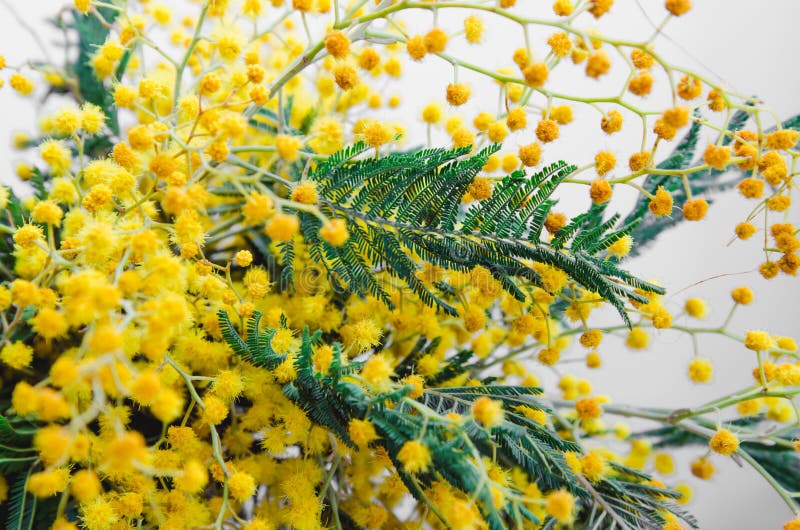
0 0 797 528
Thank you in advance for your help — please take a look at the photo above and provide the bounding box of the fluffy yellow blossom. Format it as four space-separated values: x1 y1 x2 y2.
53 106 81 136
348 418 378 447
341 318 382 353
553 0 574 16
333 63 359 90
601 110 623 134
575 397 602 420
421 103 443 124
677 75 702 99
32 200 64 226
407 36 427 61
446 83 470 106
684 298 708 319
1 342 33 370
682 198 708 221
731 286 754 305
607 235 633 257
703 144 731 170
536 119 559 142
10 74 35 95
523 62 549 87
202 395 229 424
589 179 612 204
688 358 713 383
30 308 68 340
71 470 102 503
580 452 607 481
291 181 319 204
586 50 611 78
235 250 254 267
766 129 799 150
464 16 484 44
691 457 715 480
40 140 71 175
548 32 572 57
275 135 302 161
175 460 209 493
325 31 350 58
228 471 257 502
319 219 349 247
27 468 69 498
709 428 739 456
744 330 772 351
580 330 603 349
628 71 653 96
506 108 527 131
626 328 649 349
398 440 431 473
519 142 542 167
666 0 692 16
545 490 574 522
360 354 393 390
363 121 393 148
266 213 300 241
594 151 616 176
424 28 448 53
471 397 505 428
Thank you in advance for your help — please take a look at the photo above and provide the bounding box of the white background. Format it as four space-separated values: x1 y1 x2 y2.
0 1 799 528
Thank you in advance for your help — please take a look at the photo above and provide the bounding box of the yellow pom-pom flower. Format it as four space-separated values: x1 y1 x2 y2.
709 428 739 456
398 440 432 473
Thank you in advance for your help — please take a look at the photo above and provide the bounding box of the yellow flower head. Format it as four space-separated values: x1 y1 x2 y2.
709 428 739 456
398 440 432 473
348 418 378 448
545 490 574 523
471 396 505 428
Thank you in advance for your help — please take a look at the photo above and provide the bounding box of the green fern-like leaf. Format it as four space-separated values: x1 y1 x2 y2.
256 144 665 324
219 312 697 529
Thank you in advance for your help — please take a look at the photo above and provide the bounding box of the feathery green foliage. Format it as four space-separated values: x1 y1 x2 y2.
220 310 697 529
258 143 664 325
